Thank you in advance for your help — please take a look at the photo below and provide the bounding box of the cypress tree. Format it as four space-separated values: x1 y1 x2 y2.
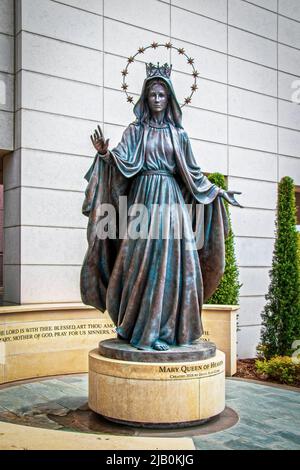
206 173 240 305
260 176 300 359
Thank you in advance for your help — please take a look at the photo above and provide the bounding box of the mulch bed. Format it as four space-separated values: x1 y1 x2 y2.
234 358 300 389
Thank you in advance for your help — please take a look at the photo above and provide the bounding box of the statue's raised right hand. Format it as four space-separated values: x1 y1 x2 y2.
90 125 110 155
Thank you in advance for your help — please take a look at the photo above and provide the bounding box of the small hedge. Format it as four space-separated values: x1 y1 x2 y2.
206 172 241 305
256 356 300 385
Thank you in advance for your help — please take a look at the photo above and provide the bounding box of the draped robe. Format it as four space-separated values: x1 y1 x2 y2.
81 120 229 347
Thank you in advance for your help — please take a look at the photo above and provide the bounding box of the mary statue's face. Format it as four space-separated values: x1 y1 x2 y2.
147 83 168 114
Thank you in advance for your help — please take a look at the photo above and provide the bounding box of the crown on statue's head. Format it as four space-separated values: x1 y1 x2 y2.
146 62 172 79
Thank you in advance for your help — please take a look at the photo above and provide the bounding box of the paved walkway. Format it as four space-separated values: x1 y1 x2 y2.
0 375 299 450
196 379 300 450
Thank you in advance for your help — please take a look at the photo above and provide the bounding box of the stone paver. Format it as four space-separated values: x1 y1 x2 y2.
193 379 300 450
0 375 299 450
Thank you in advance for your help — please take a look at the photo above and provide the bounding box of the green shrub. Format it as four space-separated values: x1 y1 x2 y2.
256 356 300 385
206 173 241 305
259 177 300 359
298 232 300 270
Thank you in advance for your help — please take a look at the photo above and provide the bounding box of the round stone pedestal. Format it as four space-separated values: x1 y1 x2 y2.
88 349 225 428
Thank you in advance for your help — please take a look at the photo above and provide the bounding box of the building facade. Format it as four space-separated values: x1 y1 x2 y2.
1 0 300 358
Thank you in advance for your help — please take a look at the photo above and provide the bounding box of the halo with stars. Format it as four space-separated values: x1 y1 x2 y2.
121 41 199 107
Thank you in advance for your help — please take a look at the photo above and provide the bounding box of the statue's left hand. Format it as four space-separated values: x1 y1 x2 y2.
219 190 243 208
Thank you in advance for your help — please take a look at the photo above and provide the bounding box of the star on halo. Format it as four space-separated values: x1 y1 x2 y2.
127 95 134 103
184 97 192 104
151 41 159 49
165 41 172 49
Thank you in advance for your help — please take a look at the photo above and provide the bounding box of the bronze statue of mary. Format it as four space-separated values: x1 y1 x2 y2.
81 62 241 352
